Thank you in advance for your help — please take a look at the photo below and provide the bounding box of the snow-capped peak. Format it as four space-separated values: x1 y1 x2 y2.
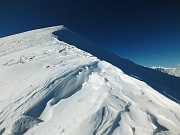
152 66 180 77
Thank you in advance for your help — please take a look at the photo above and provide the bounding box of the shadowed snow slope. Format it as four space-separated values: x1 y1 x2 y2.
0 26 180 135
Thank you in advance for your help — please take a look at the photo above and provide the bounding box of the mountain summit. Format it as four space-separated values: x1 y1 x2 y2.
0 26 180 135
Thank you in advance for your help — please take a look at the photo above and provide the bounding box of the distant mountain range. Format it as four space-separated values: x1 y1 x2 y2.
152 66 180 77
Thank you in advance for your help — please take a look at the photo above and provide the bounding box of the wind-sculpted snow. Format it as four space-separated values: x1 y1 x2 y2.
0 26 180 135
53 28 180 103
24 61 98 119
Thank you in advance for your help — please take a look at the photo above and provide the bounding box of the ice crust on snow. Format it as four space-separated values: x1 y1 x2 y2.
0 26 180 135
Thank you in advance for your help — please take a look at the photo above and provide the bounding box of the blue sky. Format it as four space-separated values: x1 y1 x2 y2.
0 0 179 68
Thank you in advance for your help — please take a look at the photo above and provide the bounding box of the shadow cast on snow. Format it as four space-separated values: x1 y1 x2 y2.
53 28 180 103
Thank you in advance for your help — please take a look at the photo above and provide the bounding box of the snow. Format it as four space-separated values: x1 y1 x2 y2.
0 25 180 135
52 27 180 103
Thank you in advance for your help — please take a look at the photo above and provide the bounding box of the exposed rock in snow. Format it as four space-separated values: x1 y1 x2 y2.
0 26 180 135
152 66 180 77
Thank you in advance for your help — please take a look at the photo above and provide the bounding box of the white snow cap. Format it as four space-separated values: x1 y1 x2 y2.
152 66 180 77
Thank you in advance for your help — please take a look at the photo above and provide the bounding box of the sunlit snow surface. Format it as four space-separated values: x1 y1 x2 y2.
0 26 180 135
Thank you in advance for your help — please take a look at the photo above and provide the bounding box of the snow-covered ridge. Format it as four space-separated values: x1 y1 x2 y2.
52 27 180 103
152 66 180 77
0 26 180 135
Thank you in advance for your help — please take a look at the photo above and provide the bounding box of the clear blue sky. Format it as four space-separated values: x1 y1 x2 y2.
0 0 179 68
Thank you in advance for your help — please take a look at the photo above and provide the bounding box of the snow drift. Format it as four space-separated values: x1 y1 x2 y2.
0 26 180 135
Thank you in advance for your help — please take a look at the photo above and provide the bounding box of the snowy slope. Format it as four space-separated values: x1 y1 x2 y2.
0 26 180 135
152 66 180 77
53 28 180 103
